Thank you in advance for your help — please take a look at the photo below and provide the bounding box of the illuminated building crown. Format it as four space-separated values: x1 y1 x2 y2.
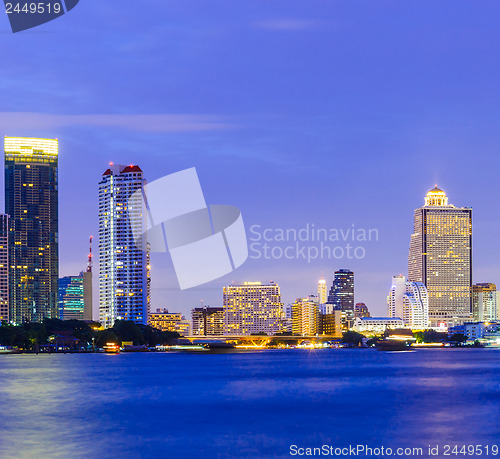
424 185 448 206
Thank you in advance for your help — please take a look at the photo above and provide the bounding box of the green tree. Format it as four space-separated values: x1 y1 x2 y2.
342 331 365 347
448 333 467 345
112 320 146 345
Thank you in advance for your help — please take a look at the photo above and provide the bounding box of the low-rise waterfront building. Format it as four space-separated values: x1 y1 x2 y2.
472 283 497 322
148 308 190 335
353 317 404 334
448 321 500 341
191 306 224 336
320 310 343 337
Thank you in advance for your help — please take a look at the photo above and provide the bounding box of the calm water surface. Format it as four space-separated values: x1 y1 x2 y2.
0 349 499 458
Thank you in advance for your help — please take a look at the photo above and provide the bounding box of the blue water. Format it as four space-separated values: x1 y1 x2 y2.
0 349 499 458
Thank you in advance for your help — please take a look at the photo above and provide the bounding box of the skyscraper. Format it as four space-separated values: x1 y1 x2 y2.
408 186 472 327
5 137 59 324
0 215 9 322
327 269 354 325
317 277 327 304
99 164 148 328
223 281 284 335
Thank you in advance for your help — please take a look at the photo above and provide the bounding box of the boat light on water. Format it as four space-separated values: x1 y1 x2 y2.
103 343 120 354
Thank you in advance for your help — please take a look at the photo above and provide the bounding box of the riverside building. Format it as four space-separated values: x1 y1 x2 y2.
5 137 59 324
408 186 472 327
99 164 149 327
223 281 284 335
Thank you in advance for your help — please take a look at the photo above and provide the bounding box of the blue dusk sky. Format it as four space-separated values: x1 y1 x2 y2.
1 1 500 318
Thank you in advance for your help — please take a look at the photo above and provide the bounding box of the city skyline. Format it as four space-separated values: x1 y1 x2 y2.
2 2 500 318
2 143 499 322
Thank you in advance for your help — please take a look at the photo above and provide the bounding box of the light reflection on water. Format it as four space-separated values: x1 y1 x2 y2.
0 349 499 458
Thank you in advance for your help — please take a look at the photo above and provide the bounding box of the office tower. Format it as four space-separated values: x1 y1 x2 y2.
191 306 224 336
5 137 58 324
99 164 148 328
292 295 319 335
354 302 370 319
58 269 92 322
148 308 190 335
0 215 8 322
408 186 472 327
317 277 327 304
387 275 406 318
59 275 85 320
327 269 354 325
472 283 497 322
388 275 429 329
223 281 284 335
402 282 429 329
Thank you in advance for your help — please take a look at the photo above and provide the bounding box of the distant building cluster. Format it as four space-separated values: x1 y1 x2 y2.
1 138 498 337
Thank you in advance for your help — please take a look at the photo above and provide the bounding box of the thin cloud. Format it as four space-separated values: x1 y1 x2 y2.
254 19 320 31
0 112 232 133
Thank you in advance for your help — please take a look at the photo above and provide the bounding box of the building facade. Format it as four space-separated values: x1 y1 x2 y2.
292 295 319 335
320 310 343 337
354 302 370 319
387 275 406 319
0 215 8 322
327 269 355 326
223 281 284 335
472 283 497 322
59 275 85 321
388 275 429 329
191 306 224 336
58 271 93 321
99 164 149 328
353 317 405 334
408 186 472 327
82 271 93 321
317 277 327 304
5 137 59 324
402 282 429 329
148 309 190 335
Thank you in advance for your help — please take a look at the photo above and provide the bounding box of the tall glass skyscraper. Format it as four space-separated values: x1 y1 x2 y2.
327 269 354 322
99 164 149 328
408 186 472 327
5 137 59 324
